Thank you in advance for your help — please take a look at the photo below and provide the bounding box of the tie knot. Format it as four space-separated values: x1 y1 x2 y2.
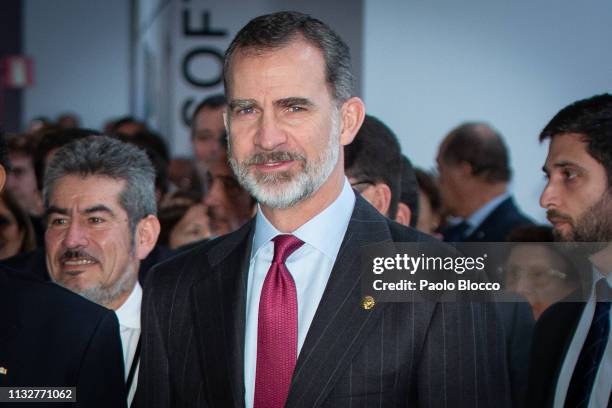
272 234 304 264
595 278 611 302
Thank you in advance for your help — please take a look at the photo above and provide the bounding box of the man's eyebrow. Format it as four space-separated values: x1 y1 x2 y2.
553 160 585 170
275 97 313 108
543 160 586 174
45 206 68 217
84 205 116 217
229 99 257 110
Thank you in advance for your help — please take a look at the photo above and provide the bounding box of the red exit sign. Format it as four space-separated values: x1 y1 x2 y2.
1 56 34 88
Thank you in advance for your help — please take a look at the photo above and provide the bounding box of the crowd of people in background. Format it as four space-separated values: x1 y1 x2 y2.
0 10 609 408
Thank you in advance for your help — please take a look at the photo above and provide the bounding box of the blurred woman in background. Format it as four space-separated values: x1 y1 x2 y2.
504 225 580 319
158 192 211 250
0 190 37 260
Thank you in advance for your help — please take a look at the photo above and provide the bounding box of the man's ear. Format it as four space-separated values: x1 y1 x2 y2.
0 165 6 193
360 182 392 217
395 202 412 227
135 215 161 260
339 97 365 146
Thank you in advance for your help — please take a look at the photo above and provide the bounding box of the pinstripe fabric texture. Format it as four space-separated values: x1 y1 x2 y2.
135 195 511 408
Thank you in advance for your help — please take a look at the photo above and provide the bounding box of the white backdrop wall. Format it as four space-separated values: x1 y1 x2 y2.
23 0 131 130
363 0 612 221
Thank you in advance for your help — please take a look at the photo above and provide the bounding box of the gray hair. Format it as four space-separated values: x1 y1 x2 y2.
43 135 157 234
223 11 354 103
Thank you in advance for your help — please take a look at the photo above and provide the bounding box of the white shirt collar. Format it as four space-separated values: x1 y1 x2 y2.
251 177 356 260
115 282 142 330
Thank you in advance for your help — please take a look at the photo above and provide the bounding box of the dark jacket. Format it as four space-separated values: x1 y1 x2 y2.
136 195 511 407
0 265 127 407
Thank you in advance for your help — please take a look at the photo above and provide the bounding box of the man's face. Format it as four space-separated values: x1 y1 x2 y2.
6 154 40 215
225 38 344 210
45 175 140 308
203 160 253 236
541 133 611 242
192 106 225 167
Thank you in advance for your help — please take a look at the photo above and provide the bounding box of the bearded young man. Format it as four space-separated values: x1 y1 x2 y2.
528 93 612 408
136 12 509 408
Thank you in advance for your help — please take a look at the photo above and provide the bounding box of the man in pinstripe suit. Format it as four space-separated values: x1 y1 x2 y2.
136 11 511 408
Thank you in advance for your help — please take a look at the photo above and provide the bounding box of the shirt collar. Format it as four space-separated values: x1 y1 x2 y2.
115 282 142 330
252 177 356 260
465 191 510 232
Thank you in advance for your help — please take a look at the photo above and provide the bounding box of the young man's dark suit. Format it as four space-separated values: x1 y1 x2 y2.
527 301 583 407
136 195 510 407
526 281 608 408
0 265 127 408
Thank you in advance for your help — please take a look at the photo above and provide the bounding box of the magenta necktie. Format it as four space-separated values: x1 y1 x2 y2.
254 234 304 408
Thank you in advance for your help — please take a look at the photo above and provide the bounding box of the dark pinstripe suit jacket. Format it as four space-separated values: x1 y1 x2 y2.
136 196 511 407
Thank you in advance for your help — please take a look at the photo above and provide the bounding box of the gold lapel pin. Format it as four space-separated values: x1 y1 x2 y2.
361 296 375 310
0 367 7 375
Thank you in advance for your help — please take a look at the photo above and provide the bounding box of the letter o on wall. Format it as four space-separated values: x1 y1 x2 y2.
182 47 224 87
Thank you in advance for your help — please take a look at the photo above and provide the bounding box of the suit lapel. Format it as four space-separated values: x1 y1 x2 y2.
286 197 394 407
191 222 254 408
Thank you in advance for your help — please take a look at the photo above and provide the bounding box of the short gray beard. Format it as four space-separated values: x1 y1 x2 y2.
228 108 341 209
75 265 137 308
52 246 139 309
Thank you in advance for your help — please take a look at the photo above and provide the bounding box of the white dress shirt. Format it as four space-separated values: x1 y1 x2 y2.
115 282 142 407
554 268 611 408
244 178 356 408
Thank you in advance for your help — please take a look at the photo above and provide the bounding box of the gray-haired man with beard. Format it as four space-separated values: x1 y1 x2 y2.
44 136 161 407
528 93 612 408
136 11 509 408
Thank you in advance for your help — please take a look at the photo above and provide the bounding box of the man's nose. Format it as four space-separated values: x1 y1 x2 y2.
62 221 88 248
540 180 558 209
255 111 287 150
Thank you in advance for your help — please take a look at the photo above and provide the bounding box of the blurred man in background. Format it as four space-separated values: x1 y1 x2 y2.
191 94 227 194
344 114 403 219
6 133 43 218
415 168 443 236
437 122 532 242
